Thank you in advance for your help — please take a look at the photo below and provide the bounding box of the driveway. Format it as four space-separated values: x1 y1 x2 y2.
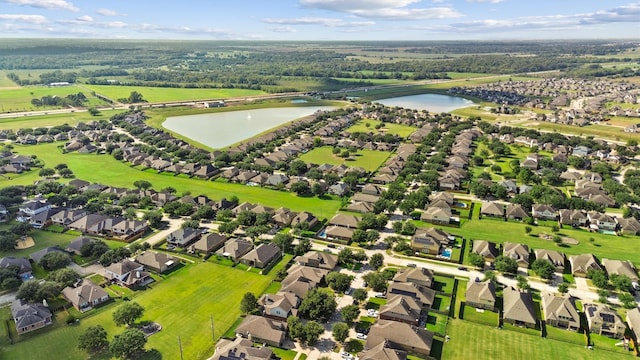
142 216 184 247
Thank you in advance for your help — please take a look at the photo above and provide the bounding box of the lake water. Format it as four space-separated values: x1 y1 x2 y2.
164 106 336 149
377 93 474 113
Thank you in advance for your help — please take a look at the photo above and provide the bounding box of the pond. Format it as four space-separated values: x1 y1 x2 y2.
164 106 336 148
376 93 474 113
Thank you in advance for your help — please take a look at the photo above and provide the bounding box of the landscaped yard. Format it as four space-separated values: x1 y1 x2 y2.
425 312 448 335
345 119 416 138
0 261 274 360
7 143 342 220
298 146 392 172
461 306 499 327
442 319 632 360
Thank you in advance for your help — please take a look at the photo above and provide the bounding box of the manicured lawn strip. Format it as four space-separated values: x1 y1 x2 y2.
7 143 341 220
83 85 266 103
345 119 416 138
462 306 499 327
442 319 631 360
298 146 392 172
0 109 122 131
433 295 452 313
591 334 635 355
425 312 448 335
545 326 585 345
270 347 298 360
432 276 455 294
0 261 273 360
263 281 282 294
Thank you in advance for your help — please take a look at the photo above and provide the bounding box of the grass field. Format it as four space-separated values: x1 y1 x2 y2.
442 319 631 360
0 109 122 131
0 85 107 112
298 146 392 172
524 121 640 142
0 71 18 88
83 85 266 103
0 230 125 259
345 119 416 138
0 260 275 360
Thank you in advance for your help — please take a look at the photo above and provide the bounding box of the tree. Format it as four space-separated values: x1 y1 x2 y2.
143 210 163 228
133 180 152 190
610 274 632 293
619 293 637 309
272 233 294 254
36 281 62 301
332 322 349 343
558 283 569 294
113 302 144 327
109 328 147 359
47 268 80 287
524 226 532 235
337 248 354 266
588 269 609 289
39 251 71 271
240 292 258 314
516 275 529 290
483 270 497 283
369 253 384 270
78 325 108 353
531 259 555 280
597 289 609 304
340 304 360 325
551 224 560 233
468 252 485 268
291 181 311 196
352 288 367 303
301 321 325 345
326 272 352 293
287 316 303 340
494 255 518 274
294 238 312 256
38 168 55 177
362 271 388 292
127 91 145 103
298 288 337 322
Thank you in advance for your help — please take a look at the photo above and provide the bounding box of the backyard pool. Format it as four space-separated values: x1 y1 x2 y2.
454 201 467 208
441 248 452 259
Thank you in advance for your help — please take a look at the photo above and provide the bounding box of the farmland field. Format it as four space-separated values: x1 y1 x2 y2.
0 109 122 131
83 85 266 103
0 85 107 112
0 260 276 360
298 146 392 172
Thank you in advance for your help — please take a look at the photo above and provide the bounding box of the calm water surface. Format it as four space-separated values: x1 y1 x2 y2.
164 106 336 148
377 93 474 112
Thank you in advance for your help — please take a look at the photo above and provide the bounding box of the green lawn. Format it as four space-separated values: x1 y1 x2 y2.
6 143 342 220
298 146 392 172
345 119 416 138
0 85 108 112
0 230 125 259
545 326 585 345
83 85 266 103
426 312 448 335
432 276 455 294
0 109 122 131
442 319 632 360
461 306 499 327
0 261 274 360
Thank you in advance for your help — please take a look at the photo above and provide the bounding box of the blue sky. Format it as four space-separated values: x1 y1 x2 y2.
0 0 638 40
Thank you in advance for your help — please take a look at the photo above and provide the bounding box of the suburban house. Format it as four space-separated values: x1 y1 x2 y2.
16 200 52 223
30 246 67 264
65 236 94 255
532 204 557 220
359 342 407 360
502 286 537 329
616 217 640 235
324 226 354 242
583 303 627 338
503 242 530 269
258 292 299 320
103 259 152 288
166 227 200 248
420 206 451 225
378 294 423 326
569 254 602 277
364 320 433 357
294 251 338 270
62 279 109 312
135 251 177 273
541 292 580 331
471 240 499 264
11 300 53 335
587 212 617 232
627 308 640 342
386 282 435 309
392 267 434 288
216 238 253 261
280 264 328 299
411 228 453 255
192 232 228 253
211 337 272 360
480 202 504 218
327 214 360 229
602 259 639 282
235 315 287 347
465 280 496 311
506 204 529 221
240 243 281 269
534 249 566 273
559 209 588 227
291 212 319 229
0 257 32 279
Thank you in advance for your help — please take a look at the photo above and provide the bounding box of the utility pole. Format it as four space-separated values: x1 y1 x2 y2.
178 336 184 360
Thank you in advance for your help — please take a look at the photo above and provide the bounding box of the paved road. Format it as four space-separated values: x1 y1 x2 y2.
142 216 184 247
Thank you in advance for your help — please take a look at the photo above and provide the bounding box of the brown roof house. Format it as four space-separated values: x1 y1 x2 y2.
386 282 435 309
481 202 504 218
378 295 423 326
166 227 200 248
258 292 299 320
295 251 338 270
503 242 530 269
465 280 496 311
411 228 453 255
616 217 640 235
420 206 451 225
328 214 360 228
392 267 434 288
135 251 177 273
62 279 109 312
627 307 640 342
216 238 253 261
569 254 602 277
502 286 537 329
364 320 433 357
235 315 286 347
193 232 228 254
103 259 152 288
240 243 282 269
359 342 407 360
602 259 639 282
541 292 580 331
211 337 273 360
471 240 499 265
506 204 529 221
532 204 557 220
534 249 566 273
584 303 626 338
11 300 52 335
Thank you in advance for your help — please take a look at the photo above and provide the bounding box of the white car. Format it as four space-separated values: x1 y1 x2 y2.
356 333 367 340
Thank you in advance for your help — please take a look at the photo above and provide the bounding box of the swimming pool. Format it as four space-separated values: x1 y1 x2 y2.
441 248 452 259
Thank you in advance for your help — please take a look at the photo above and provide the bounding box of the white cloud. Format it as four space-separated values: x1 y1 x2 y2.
264 17 375 27
299 0 462 20
0 13 47 24
1 0 78 12
466 0 504 3
96 8 119 17
269 26 297 33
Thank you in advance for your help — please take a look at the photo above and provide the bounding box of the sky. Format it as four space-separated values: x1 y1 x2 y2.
0 0 639 41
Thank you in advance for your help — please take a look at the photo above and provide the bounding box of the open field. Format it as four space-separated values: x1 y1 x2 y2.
0 260 275 360
0 71 18 88
8 143 342 219
0 230 125 259
298 146 392 172
0 109 122 131
345 119 416 138
523 121 639 142
0 85 108 112
442 319 632 360
83 85 266 103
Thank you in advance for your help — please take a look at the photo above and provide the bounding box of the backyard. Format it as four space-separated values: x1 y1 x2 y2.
345 119 417 138
297 146 392 172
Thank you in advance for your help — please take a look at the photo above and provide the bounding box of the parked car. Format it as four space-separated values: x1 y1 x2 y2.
356 333 367 340
407 263 417 268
